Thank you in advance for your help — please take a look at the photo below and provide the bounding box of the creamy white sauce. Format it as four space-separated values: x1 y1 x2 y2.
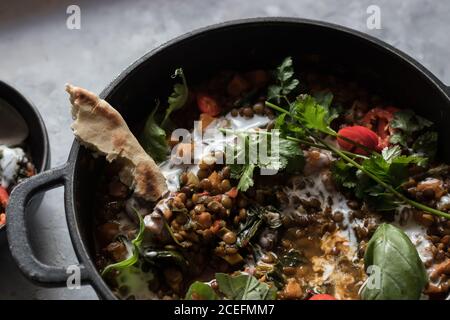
0 145 25 188
394 206 434 264
160 113 270 192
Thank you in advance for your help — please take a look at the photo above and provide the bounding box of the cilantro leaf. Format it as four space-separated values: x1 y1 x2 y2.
227 131 304 191
331 159 358 189
290 94 336 135
389 110 433 147
390 110 433 133
412 131 438 159
267 57 299 103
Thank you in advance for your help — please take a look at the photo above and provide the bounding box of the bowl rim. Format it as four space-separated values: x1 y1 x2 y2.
0 80 51 231
62 17 450 299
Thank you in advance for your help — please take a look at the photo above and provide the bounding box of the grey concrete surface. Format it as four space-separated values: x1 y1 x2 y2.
0 0 449 300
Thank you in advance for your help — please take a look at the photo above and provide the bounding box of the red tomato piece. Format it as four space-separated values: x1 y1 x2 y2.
0 187 9 208
309 294 337 300
197 94 221 116
337 126 380 155
361 107 399 150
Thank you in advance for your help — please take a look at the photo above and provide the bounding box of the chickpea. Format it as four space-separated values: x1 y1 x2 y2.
199 178 212 191
221 166 231 179
180 172 188 185
253 102 264 115
221 195 233 209
223 231 237 244
176 193 187 203
220 179 232 192
197 212 212 228
243 107 254 118
194 204 206 214
192 193 200 204
197 169 210 180
207 201 222 213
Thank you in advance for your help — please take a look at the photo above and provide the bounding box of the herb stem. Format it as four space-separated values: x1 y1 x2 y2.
315 135 450 219
266 101 450 219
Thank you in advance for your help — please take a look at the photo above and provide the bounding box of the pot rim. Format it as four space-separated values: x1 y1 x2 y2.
64 17 450 299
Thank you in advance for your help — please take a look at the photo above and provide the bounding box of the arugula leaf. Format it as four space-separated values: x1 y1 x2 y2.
216 273 276 300
101 209 145 276
140 106 169 163
162 68 188 127
412 131 438 159
361 223 428 300
267 57 299 103
185 281 218 300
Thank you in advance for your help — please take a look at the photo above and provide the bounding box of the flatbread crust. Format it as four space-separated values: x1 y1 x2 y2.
66 84 167 201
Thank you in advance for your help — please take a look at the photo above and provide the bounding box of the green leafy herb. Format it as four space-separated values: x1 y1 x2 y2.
389 110 433 147
412 131 438 159
225 130 304 192
162 68 189 127
265 57 450 219
267 57 299 103
101 209 145 276
236 205 282 248
215 273 276 300
290 94 337 135
185 282 218 300
331 159 358 189
361 223 428 300
140 105 169 163
140 68 188 163
333 146 427 211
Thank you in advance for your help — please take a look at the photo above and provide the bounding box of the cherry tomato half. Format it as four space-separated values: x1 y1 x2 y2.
197 94 221 116
337 125 380 155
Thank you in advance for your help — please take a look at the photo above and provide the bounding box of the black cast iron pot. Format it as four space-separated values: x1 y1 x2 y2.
6 18 450 299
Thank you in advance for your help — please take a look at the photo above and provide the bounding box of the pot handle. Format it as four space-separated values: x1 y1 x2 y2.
7 164 90 286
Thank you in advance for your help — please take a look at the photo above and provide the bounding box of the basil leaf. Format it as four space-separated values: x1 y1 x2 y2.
361 223 428 300
185 282 218 300
216 273 276 300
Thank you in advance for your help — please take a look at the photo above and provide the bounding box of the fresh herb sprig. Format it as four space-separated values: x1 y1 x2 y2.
265 89 450 219
101 208 145 276
140 68 189 163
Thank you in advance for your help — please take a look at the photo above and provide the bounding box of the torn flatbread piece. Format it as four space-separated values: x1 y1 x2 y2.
65 84 167 201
